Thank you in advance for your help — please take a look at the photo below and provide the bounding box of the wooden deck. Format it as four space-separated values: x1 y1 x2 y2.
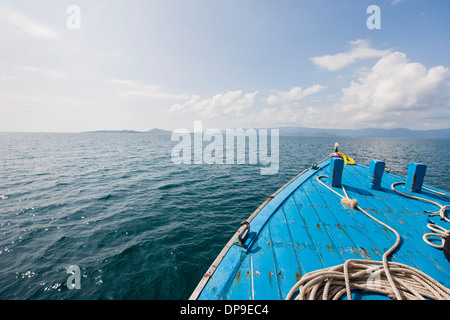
191 158 450 300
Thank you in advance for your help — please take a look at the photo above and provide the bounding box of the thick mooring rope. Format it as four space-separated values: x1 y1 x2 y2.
285 175 450 300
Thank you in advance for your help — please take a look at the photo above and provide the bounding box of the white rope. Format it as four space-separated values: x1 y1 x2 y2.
391 181 450 253
423 186 450 198
391 182 450 223
423 224 450 250
285 175 450 300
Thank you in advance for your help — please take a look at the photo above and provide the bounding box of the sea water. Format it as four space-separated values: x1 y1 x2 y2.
0 132 448 299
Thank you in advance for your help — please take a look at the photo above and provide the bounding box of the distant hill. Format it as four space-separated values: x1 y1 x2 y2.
83 128 172 134
82 127 450 139
83 130 142 134
277 127 450 139
147 128 172 135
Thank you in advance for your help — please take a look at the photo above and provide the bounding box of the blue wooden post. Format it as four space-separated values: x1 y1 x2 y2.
368 160 385 190
405 163 427 192
329 157 344 187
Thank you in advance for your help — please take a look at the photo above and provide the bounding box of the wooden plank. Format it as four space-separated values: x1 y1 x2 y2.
268 207 302 299
250 226 281 299
281 196 326 276
197 246 244 300
225 255 252 300
290 182 346 267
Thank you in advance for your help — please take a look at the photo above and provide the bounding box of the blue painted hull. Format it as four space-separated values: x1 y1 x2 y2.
190 158 450 300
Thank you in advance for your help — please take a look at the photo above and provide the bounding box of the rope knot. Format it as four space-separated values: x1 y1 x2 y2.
341 197 358 208
439 206 449 220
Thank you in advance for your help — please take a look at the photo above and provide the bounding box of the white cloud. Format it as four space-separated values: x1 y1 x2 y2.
167 84 326 127
243 50 450 130
333 51 450 127
392 0 406 5
15 65 66 79
168 90 258 117
266 84 327 105
111 79 190 100
246 105 321 128
311 39 391 71
0 7 59 40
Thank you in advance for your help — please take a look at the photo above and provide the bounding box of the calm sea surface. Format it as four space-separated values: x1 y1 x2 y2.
0 133 449 300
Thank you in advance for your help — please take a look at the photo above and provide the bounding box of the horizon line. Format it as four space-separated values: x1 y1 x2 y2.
1 126 450 135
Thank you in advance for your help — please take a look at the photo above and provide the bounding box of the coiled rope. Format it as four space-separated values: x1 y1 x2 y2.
391 182 450 252
285 175 450 300
423 224 450 250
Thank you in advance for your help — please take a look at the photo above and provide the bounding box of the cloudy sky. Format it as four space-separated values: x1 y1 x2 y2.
1 0 449 132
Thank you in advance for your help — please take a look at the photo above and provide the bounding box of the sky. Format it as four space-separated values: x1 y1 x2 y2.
0 0 449 132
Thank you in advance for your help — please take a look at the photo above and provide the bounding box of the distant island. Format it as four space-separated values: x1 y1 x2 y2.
83 127 450 139
83 130 142 134
277 127 450 139
83 128 171 135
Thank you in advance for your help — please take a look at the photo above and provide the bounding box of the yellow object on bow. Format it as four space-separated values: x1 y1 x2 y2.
337 152 355 165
